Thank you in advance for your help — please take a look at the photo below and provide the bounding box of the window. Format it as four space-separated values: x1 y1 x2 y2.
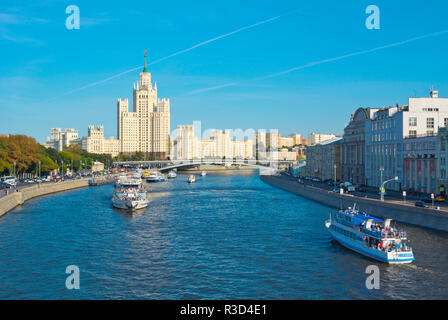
409 130 417 138
409 117 417 126
427 118 435 128
445 118 448 127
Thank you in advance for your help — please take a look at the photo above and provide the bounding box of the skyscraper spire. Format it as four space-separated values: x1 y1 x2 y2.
143 50 148 72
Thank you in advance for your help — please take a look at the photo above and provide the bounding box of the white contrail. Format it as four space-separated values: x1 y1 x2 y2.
47 14 285 101
188 82 238 95
187 29 448 95
149 14 283 65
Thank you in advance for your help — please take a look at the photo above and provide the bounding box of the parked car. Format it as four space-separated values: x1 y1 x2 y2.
414 201 427 208
358 186 367 192
333 188 341 193
312 178 320 182
422 195 445 203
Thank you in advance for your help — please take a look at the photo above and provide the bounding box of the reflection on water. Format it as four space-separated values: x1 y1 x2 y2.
0 174 447 299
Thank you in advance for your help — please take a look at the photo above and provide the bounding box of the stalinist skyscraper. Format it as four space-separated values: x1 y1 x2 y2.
116 51 170 159
84 51 171 158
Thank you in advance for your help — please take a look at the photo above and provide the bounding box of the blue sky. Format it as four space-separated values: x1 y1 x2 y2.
1 0 448 143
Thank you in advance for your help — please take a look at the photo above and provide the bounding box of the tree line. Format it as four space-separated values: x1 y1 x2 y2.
0 135 113 176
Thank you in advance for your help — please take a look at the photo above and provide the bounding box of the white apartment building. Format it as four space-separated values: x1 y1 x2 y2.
45 128 81 151
84 51 170 158
173 125 254 160
308 133 337 145
45 128 80 151
365 90 448 191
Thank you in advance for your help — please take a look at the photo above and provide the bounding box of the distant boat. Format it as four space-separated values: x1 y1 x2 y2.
167 170 177 179
146 171 165 183
188 175 196 183
201 171 206 177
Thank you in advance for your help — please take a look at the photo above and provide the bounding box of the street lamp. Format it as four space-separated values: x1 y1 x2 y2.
380 176 398 201
379 166 384 188
13 161 16 178
333 164 337 185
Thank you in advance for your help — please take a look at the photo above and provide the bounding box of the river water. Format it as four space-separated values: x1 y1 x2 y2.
0 174 447 299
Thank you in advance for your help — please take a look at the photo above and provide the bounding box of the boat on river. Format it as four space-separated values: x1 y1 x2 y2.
112 176 148 210
167 170 177 179
188 175 196 183
201 171 206 177
325 205 415 264
146 171 165 183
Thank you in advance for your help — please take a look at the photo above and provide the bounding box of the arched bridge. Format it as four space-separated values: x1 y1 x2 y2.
113 158 295 175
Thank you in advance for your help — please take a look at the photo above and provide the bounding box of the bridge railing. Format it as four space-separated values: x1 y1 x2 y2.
113 158 294 167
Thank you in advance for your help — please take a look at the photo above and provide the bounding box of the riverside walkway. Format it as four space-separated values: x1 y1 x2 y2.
261 174 448 232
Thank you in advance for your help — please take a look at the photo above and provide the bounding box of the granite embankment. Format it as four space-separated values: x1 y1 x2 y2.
0 179 90 217
261 175 448 232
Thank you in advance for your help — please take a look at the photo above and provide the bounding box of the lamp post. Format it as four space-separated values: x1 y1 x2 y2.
334 164 337 185
379 166 384 189
380 176 399 201
13 161 16 178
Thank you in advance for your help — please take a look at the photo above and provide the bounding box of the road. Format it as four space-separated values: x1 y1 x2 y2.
280 173 448 210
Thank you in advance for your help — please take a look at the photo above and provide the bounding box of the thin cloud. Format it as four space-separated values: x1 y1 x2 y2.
187 29 448 95
0 13 48 25
49 12 290 101
1 33 44 45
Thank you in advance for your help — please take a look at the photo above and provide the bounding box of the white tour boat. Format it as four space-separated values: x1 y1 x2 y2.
112 176 148 211
188 175 196 183
201 171 207 177
325 206 415 264
167 170 177 179
146 171 165 183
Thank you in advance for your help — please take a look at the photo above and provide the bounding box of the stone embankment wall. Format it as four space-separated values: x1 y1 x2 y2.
0 179 90 218
261 175 448 232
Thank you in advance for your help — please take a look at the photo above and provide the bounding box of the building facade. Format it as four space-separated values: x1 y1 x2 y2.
307 133 337 146
83 125 120 157
437 127 448 196
45 128 81 151
365 90 448 191
172 125 254 160
340 108 376 185
402 135 437 194
302 137 342 181
84 51 170 158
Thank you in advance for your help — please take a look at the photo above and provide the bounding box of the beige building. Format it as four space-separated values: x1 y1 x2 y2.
84 51 170 159
302 137 342 180
308 133 338 146
83 125 120 157
269 148 297 161
172 125 254 160
289 133 302 146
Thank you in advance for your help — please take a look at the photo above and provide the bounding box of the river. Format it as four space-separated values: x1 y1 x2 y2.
0 174 447 299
